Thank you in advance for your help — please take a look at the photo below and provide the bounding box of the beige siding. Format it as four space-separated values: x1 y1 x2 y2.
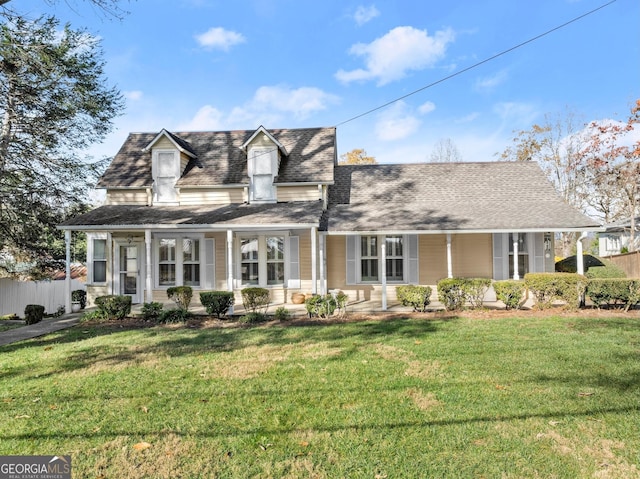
420 235 448 284
154 137 175 149
298 230 312 280
179 188 244 206
106 189 149 205
276 185 320 202
86 285 110 308
452 234 493 278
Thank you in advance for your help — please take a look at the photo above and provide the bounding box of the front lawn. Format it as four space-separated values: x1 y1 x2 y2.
1 314 639 478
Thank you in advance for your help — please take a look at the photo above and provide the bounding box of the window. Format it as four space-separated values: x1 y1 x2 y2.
239 234 286 286
93 238 107 283
158 238 176 286
508 233 529 278
249 147 276 202
153 150 179 203
241 237 259 285
182 239 200 287
385 236 404 281
360 236 379 282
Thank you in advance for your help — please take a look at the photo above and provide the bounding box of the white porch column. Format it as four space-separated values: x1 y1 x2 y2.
64 230 71 314
446 233 453 279
311 226 317 295
381 238 387 310
576 231 587 275
145 229 153 303
226 230 234 314
319 233 326 295
513 235 520 280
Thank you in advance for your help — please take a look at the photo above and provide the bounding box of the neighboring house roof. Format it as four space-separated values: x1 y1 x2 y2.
602 216 640 233
59 201 325 230
96 127 336 189
326 161 601 233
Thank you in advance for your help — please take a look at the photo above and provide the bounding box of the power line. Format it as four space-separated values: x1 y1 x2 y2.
335 0 617 127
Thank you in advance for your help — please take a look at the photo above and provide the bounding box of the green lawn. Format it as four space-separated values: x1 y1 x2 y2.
1 314 639 478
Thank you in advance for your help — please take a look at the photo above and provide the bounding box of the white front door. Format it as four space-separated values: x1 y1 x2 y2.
115 242 142 304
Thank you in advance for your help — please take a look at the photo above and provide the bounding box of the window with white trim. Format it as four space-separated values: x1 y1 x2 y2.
360 236 379 282
248 147 277 202
182 238 200 287
239 234 286 287
158 238 177 286
349 235 410 283
92 237 107 284
152 150 180 203
155 235 204 288
385 236 404 281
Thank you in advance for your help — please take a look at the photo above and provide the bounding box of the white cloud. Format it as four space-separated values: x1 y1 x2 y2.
195 27 246 51
353 5 379 26
374 101 421 141
177 105 225 130
335 26 455 85
474 70 508 91
418 101 436 115
124 90 143 101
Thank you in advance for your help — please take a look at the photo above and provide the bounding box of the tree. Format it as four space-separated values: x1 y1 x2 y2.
0 1 131 20
500 109 589 256
338 148 377 165
578 100 640 251
429 137 462 163
0 14 123 274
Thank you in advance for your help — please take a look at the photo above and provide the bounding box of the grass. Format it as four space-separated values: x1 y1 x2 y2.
0 314 639 478
0 322 22 332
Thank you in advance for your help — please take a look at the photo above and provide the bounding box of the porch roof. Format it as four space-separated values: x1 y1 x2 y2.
59 201 325 231
326 161 602 233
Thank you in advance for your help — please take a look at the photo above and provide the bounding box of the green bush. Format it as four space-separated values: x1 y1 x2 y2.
24 304 45 325
274 306 292 321
158 308 193 323
437 279 467 311
79 310 107 323
239 312 268 323
524 273 586 310
95 295 132 320
396 285 432 312
464 278 492 309
167 286 193 310
71 289 87 309
305 294 337 318
585 259 627 279
241 287 270 314
141 302 163 321
200 291 234 318
586 278 640 311
493 280 525 310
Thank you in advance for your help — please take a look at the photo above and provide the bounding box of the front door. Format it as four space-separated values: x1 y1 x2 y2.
116 243 142 303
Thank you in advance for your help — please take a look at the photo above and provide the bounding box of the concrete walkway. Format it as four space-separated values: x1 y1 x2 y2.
0 314 81 347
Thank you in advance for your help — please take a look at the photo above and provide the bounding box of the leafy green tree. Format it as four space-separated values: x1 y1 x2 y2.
0 14 123 275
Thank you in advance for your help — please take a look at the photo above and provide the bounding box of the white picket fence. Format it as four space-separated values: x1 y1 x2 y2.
0 278 85 317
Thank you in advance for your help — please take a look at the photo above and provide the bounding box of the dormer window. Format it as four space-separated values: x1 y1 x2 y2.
250 147 277 202
152 149 180 204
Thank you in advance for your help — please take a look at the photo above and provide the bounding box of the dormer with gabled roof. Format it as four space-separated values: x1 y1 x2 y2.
241 126 288 203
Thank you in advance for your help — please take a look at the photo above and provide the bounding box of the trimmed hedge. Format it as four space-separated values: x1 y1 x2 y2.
24 304 45 325
95 295 132 320
396 285 432 312
585 259 627 279
436 278 491 311
167 286 193 310
200 291 234 318
586 278 640 311
305 292 348 319
524 273 586 310
241 287 270 313
493 280 526 310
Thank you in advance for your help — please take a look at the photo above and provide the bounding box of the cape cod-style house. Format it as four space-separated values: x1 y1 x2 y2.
59 126 601 312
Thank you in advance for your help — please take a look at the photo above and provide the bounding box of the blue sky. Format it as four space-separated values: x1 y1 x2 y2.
16 0 640 164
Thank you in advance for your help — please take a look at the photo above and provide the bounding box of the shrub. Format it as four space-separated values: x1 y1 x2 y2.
436 279 467 311
95 295 132 320
305 294 338 319
274 306 292 321
239 312 268 323
79 310 107 323
585 259 626 279
158 308 193 323
396 285 432 312
493 280 525 310
586 278 640 311
524 273 586 310
200 291 234 318
241 287 270 314
71 289 87 309
464 278 492 309
167 286 193 310
141 302 163 321
24 304 45 325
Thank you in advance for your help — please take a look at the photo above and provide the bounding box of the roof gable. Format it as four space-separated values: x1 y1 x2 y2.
241 125 289 156
142 128 197 158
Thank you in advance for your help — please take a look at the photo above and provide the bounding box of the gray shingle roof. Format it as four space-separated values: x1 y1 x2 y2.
60 201 325 229
326 162 601 232
96 127 336 189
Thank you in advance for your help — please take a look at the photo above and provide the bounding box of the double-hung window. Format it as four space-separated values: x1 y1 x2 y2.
360 236 379 282
182 239 200 287
350 235 410 283
156 235 203 288
91 237 107 284
239 234 286 287
153 150 180 204
158 238 177 286
385 236 404 281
